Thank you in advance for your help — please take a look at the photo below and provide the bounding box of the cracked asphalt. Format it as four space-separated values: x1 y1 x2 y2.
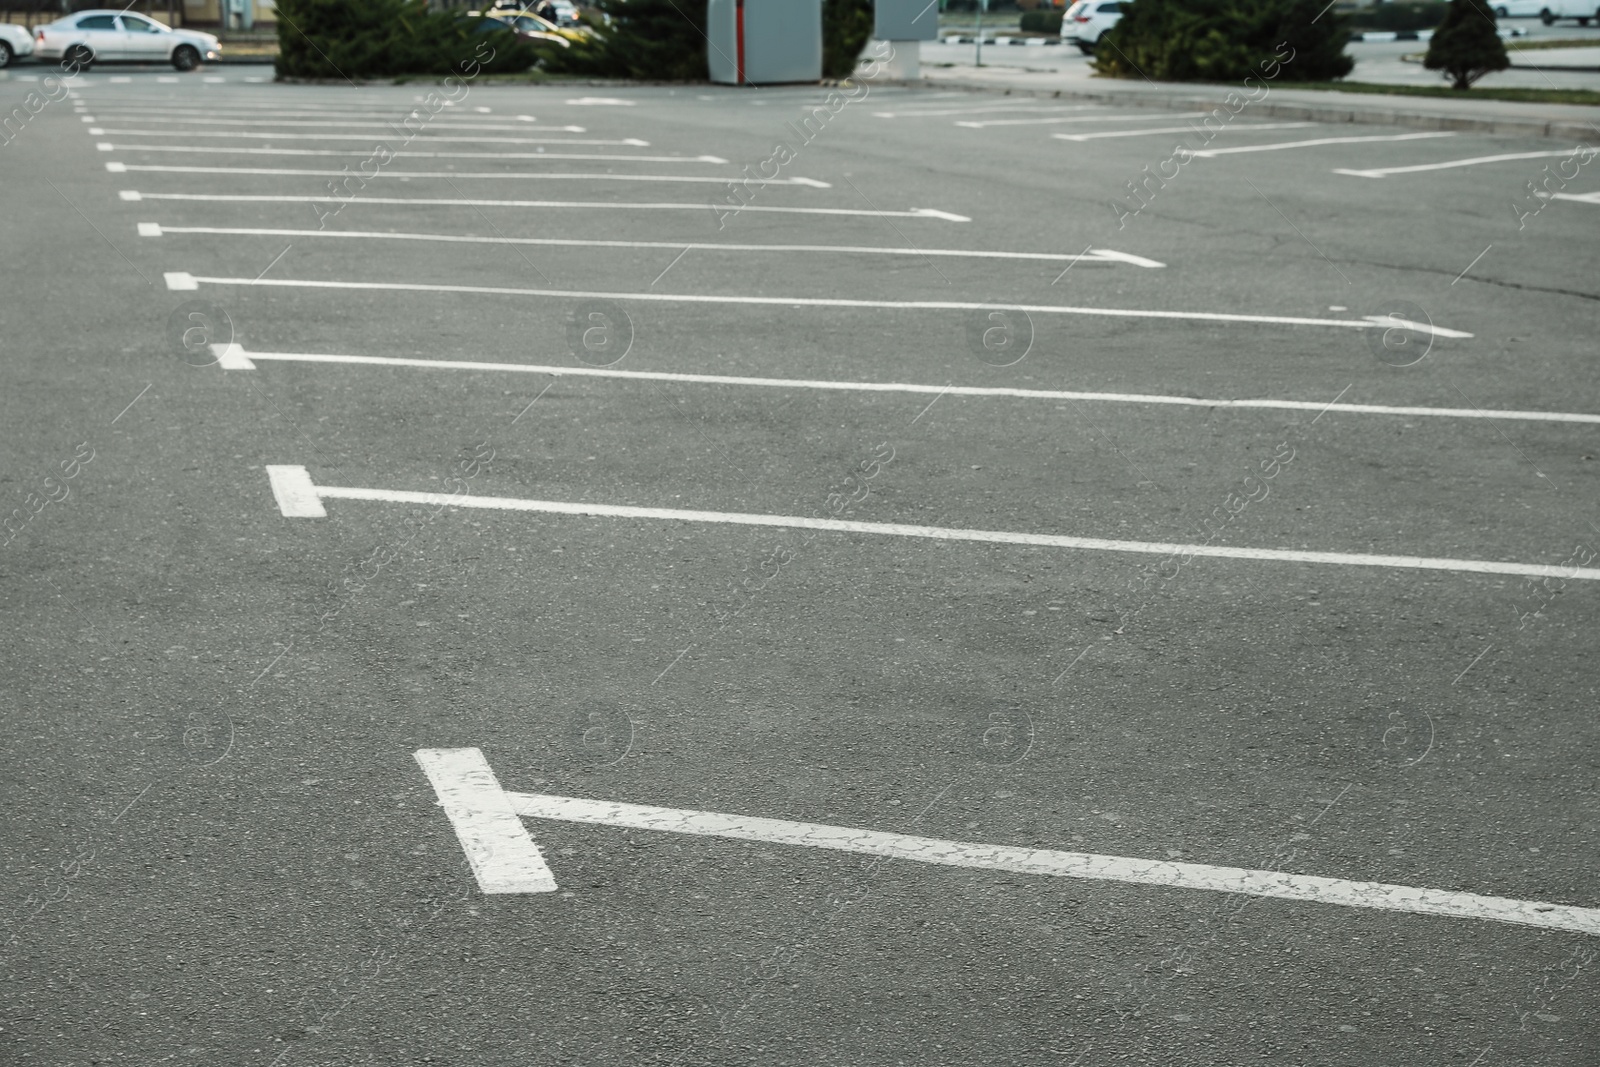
0 66 1597 1067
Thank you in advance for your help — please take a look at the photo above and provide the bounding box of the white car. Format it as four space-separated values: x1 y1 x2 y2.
0 23 35 68
546 0 580 25
33 10 221 71
1064 0 1123 54
1494 0 1598 20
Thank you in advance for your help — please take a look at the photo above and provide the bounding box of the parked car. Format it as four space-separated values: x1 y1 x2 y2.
486 3 585 37
33 10 220 70
468 13 572 47
1494 0 1599 22
1063 0 1122 53
544 0 581 25
0 22 35 67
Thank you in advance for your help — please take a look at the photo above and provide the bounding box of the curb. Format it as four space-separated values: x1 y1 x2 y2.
913 78 1600 144
942 35 1062 45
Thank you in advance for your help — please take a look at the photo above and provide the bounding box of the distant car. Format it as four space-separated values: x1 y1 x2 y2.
485 3 585 37
1063 0 1122 54
0 22 35 67
33 10 220 70
545 0 581 25
468 14 571 48
1494 0 1598 22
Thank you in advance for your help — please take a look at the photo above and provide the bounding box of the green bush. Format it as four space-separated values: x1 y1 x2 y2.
1347 1 1449 31
823 0 873 79
1094 0 1354 82
537 0 707 79
542 0 871 81
275 0 534 79
1424 0 1508 88
1020 10 1066 32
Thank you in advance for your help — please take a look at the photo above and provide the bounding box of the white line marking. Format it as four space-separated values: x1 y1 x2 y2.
87 129 648 145
1190 132 1456 158
957 111 1206 128
144 224 1160 265
415 748 558 894
109 163 829 187
136 195 969 221
137 222 161 236
874 104 1088 118
96 142 113 151
170 274 1469 336
409 747 1600 933
212 343 255 369
265 465 325 516
156 76 178 83
82 116 589 131
1552 190 1600 204
1334 149 1578 178
565 96 635 105
96 144 717 163
272 468 1590 581
163 270 197 289
1054 122 1316 141
213 348 1593 422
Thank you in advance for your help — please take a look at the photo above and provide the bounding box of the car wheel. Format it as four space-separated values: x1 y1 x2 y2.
1076 40 1095 54
172 44 200 71
1540 7 1555 22
1581 16 1592 23
0 41 13 69
1494 4 1507 14
62 43 92 71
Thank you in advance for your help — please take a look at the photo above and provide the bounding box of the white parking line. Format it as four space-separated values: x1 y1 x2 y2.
97 144 724 163
1055 122 1316 142
407 748 1600 934
166 273 1469 336
87 129 649 145
149 226 1161 266
1189 132 1456 158
1335 150 1581 179
137 195 970 221
269 468 1577 581
209 346 1594 424
414 749 557 894
105 163 830 187
85 116 590 132
85 107 546 120
874 104 1089 118
1551 190 1600 204
957 112 1204 129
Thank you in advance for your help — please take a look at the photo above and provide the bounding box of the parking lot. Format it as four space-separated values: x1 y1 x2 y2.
2 66 1598 1066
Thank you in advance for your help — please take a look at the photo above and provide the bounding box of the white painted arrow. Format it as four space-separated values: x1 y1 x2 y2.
416 748 1600 934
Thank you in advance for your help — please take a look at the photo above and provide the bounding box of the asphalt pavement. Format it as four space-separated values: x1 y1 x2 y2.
1 62 1598 1067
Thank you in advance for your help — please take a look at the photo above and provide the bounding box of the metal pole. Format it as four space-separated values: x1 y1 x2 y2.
975 0 985 64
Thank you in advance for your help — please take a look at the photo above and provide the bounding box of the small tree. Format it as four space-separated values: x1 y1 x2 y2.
1424 0 1508 90
823 0 873 80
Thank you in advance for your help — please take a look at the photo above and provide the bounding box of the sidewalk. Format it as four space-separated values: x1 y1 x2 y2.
910 59 1600 144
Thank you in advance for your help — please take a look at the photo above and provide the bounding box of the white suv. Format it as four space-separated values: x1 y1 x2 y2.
1064 0 1123 54
34 10 221 71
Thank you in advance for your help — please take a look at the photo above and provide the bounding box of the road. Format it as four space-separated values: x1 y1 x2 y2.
1 62 1597 1067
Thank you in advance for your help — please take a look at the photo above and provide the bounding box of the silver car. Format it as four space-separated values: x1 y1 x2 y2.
33 10 221 71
